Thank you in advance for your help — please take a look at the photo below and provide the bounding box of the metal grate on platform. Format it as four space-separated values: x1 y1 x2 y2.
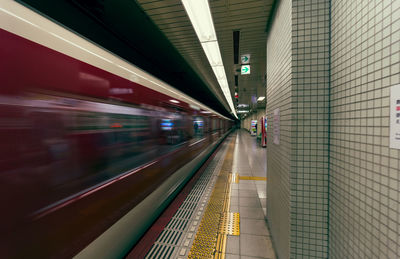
145 137 231 259
145 244 175 259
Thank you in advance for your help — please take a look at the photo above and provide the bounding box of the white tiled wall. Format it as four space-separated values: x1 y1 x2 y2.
267 0 399 258
266 0 292 258
291 0 330 258
330 0 400 258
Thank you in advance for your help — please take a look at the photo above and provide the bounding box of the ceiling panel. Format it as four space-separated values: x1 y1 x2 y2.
136 0 274 117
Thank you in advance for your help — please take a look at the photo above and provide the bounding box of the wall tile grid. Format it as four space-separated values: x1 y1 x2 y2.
330 0 400 258
291 0 330 258
266 0 292 258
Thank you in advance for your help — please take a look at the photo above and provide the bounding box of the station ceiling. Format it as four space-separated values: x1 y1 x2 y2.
136 0 274 116
20 0 276 119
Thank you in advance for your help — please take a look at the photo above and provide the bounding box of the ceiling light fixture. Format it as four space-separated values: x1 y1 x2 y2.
181 0 237 118
170 99 180 103
257 96 265 101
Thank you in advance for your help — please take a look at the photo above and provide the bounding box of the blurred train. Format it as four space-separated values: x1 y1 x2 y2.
0 1 233 258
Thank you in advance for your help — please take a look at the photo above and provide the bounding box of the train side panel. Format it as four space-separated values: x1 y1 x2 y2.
0 12 232 259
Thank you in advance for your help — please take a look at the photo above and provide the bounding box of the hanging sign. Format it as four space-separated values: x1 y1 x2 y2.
241 65 250 75
241 54 250 64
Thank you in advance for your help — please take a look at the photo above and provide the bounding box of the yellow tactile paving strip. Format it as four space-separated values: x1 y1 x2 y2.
188 137 238 259
219 212 240 235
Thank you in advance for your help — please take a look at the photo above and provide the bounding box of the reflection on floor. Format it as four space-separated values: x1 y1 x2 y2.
226 129 275 259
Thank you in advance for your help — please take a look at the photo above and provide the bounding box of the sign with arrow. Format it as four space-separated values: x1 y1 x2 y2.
241 65 250 75
241 54 250 64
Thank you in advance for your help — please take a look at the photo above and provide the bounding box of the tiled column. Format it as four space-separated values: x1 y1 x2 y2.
266 0 292 258
266 0 330 258
290 0 330 258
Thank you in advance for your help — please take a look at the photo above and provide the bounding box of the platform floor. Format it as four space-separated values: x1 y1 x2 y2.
226 130 275 259
130 129 276 259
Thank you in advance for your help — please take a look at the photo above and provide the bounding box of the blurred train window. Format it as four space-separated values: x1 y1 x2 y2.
161 119 173 131
0 93 199 211
193 117 204 138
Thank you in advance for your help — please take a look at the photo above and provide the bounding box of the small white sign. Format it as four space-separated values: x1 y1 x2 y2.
241 54 250 64
273 108 280 145
241 65 250 75
390 84 400 149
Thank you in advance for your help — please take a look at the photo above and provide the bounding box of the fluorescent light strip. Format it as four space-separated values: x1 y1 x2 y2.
212 66 226 80
201 41 223 66
180 0 216 42
181 0 237 118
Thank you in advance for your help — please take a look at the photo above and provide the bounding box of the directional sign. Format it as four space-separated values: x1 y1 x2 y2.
241 65 250 75
241 54 250 64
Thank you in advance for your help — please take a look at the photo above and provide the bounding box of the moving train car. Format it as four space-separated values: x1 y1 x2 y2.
0 1 232 258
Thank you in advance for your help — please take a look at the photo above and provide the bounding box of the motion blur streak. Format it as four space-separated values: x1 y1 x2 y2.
0 2 232 258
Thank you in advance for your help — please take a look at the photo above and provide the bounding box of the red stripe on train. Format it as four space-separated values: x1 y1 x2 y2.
0 28 192 111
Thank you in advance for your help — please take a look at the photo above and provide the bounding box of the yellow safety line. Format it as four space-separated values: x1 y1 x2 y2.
238 176 267 181
188 137 239 259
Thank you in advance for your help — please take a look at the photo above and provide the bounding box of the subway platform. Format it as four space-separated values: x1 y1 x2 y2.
128 129 276 259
